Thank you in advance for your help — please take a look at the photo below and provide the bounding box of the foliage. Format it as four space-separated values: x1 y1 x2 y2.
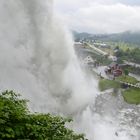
98 79 120 91
122 88 140 104
114 47 140 64
120 64 140 75
102 42 140 64
124 69 129 76
0 90 87 140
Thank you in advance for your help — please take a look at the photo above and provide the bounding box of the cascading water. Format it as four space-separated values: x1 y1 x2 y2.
0 0 139 140
0 0 96 114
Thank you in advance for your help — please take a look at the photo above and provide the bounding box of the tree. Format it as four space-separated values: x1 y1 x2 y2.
0 90 87 140
124 69 129 76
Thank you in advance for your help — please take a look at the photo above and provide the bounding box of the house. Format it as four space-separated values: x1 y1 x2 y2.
105 62 123 77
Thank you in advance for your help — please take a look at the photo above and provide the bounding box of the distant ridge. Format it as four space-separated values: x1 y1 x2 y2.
73 30 140 45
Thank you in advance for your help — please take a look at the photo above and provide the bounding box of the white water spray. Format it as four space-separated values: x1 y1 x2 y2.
0 0 95 113
0 0 139 140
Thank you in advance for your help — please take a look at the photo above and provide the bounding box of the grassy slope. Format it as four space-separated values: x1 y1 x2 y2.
99 78 140 105
99 79 120 91
123 88 140 104
116 75 138 84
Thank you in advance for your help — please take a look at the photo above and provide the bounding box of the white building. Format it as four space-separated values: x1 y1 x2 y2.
83 56 94 64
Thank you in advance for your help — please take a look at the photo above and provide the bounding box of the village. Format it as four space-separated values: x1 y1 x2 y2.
74 41 140 104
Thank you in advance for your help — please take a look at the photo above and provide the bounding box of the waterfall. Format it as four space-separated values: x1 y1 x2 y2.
0 0 96 113
0 0 139 140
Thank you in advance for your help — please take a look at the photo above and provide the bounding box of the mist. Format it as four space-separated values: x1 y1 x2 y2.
0 0 96 113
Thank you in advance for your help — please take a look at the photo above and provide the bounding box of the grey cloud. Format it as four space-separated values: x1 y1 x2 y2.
55 1 140 33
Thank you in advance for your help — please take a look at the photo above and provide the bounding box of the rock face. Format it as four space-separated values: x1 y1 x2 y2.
93 90 140 140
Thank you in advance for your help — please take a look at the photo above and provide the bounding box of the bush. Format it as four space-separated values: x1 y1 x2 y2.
0 90 86 140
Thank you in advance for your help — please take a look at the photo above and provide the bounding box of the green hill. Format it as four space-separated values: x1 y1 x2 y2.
73 31 140 46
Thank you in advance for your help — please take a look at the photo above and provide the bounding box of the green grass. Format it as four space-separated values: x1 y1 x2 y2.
99 79 120 91
116 75 138 84
122 88 140 104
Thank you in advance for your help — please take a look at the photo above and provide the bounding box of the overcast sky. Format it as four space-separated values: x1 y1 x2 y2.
54 0 140 34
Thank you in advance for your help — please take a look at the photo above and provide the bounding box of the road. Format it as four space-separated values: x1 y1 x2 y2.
86 43 108 56
123 60 140 68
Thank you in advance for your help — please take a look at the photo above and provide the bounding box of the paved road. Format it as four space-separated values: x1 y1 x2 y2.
124 60 140 68
87 43 108 56
129 73 140 81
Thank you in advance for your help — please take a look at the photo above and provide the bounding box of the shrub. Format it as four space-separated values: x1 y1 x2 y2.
0 90 86 140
